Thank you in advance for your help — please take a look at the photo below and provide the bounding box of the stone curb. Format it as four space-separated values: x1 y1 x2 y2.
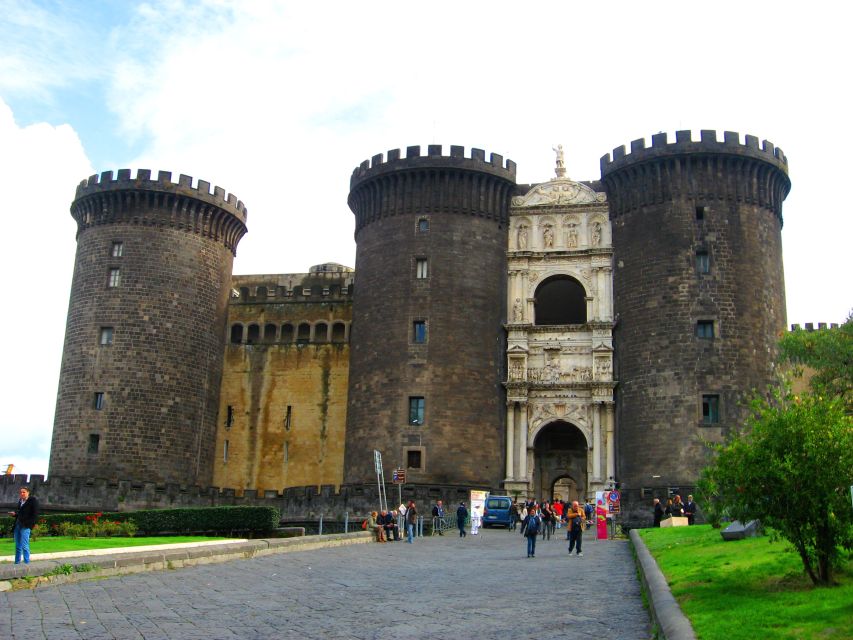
629 529 697 640
0 531 374 591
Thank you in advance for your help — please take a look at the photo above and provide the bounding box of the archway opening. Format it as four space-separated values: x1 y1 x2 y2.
534 276 586 325
532 420 587 502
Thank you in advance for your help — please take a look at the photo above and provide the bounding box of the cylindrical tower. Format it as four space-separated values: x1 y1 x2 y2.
600 130 790 524
49 169 248 485
345 145 516 487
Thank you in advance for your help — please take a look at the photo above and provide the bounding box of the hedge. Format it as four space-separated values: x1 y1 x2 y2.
1 506 280 536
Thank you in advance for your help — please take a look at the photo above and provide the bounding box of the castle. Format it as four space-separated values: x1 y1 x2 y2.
40 130 791 525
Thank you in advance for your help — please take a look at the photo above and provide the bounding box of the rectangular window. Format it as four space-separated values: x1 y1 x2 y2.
696 251 710 274
93 392 104 410
409 397 425 425
99 327 114 345
702 395 720 424
108 268 121 288
88 434 100 454
223 439 230 463
111 242 123 257
696 206 706 220
418 218 429 232
285 405 292 430
696 320 715 339
413 320 427 344
407 450 422 469
416 258 428 279
225 405 233 429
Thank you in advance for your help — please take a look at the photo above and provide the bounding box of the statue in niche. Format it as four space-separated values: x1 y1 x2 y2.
512 298 523 322
543 224 554 248
565 223 578 248
517 224 528 250
510 361 525 380
591 221 602 247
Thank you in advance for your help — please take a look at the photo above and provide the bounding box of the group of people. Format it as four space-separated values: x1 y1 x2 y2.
652 494 698 526
518 499 587 558
366 501 422 543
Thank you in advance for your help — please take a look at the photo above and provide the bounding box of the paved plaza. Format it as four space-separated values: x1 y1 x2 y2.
1 528 651 639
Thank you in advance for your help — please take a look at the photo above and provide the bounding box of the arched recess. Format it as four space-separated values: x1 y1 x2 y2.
534 275 587 325
532 420 588 502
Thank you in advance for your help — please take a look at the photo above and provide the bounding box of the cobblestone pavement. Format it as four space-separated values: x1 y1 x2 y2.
0 528 651 639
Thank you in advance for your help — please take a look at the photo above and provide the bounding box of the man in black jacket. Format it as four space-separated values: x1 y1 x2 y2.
9 486 39 564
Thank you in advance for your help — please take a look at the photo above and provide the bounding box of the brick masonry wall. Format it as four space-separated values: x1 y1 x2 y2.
605 152 788 525
49 223 235 486
345 212 508 488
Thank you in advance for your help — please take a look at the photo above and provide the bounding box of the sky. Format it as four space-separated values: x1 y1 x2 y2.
1 1 851 479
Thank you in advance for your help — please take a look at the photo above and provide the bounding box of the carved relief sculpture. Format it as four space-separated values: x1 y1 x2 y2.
512 297 523 322
591 221 602 247
565 222 578 248
543 224 554 248
517 224 528 250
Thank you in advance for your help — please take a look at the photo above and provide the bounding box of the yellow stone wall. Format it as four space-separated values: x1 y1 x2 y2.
212 267 352 494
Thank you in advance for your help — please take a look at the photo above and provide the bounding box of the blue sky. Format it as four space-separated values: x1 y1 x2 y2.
1 0 851 478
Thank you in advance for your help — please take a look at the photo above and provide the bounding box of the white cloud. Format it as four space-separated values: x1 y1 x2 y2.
0 99 92 477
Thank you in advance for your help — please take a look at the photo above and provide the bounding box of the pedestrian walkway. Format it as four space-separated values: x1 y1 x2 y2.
1 527 651 639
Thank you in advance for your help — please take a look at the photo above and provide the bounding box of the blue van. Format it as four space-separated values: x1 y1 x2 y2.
482 495 513 528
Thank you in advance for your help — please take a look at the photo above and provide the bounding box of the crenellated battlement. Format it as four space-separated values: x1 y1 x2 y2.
600 130 788 176
76 169 247 221
72 169 248 254
790 322 840 331
350 144 516 190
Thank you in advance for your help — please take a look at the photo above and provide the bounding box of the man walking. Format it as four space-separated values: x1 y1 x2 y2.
566 500 585 557
684 495 698 525
9 486 39 564
456 502 468 538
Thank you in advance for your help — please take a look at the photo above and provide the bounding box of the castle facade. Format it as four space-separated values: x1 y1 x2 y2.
47 130 791 524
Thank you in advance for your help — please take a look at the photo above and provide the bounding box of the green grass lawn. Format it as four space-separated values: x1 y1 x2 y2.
639 525 853 640
1 535 234 557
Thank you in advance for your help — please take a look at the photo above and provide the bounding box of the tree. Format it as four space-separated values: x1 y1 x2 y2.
699 392 852 584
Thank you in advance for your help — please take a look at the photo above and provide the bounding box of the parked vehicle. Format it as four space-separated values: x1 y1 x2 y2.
482 495 513 528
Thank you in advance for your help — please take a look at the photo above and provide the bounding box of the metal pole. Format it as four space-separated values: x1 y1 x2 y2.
319 514 324 536
344 512 349 533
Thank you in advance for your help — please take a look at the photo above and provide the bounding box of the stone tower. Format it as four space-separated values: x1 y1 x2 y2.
600 131 790 523
49 170 248 486
345 145 516 487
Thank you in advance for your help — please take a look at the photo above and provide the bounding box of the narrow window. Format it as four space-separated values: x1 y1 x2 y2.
416 258 428 279
696 320 715 339
247 324 260 344
88 434 100 454
407 450 422 469
413 320 427 344
418 218 429 232
107 268 121 288
409 397 425 425
696 251 710 274
297 323 310 344
93 392 104 410
230 324 243 344
225 405 233 429
696 206 706 221
223 439 230 463
111 242 123 257
99 327 114 346
702 395 720 424
285 405 292 431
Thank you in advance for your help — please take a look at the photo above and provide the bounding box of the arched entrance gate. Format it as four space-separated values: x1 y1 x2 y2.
532 420 587 502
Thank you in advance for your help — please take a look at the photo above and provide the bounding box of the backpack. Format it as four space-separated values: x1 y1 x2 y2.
526 515 540 536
